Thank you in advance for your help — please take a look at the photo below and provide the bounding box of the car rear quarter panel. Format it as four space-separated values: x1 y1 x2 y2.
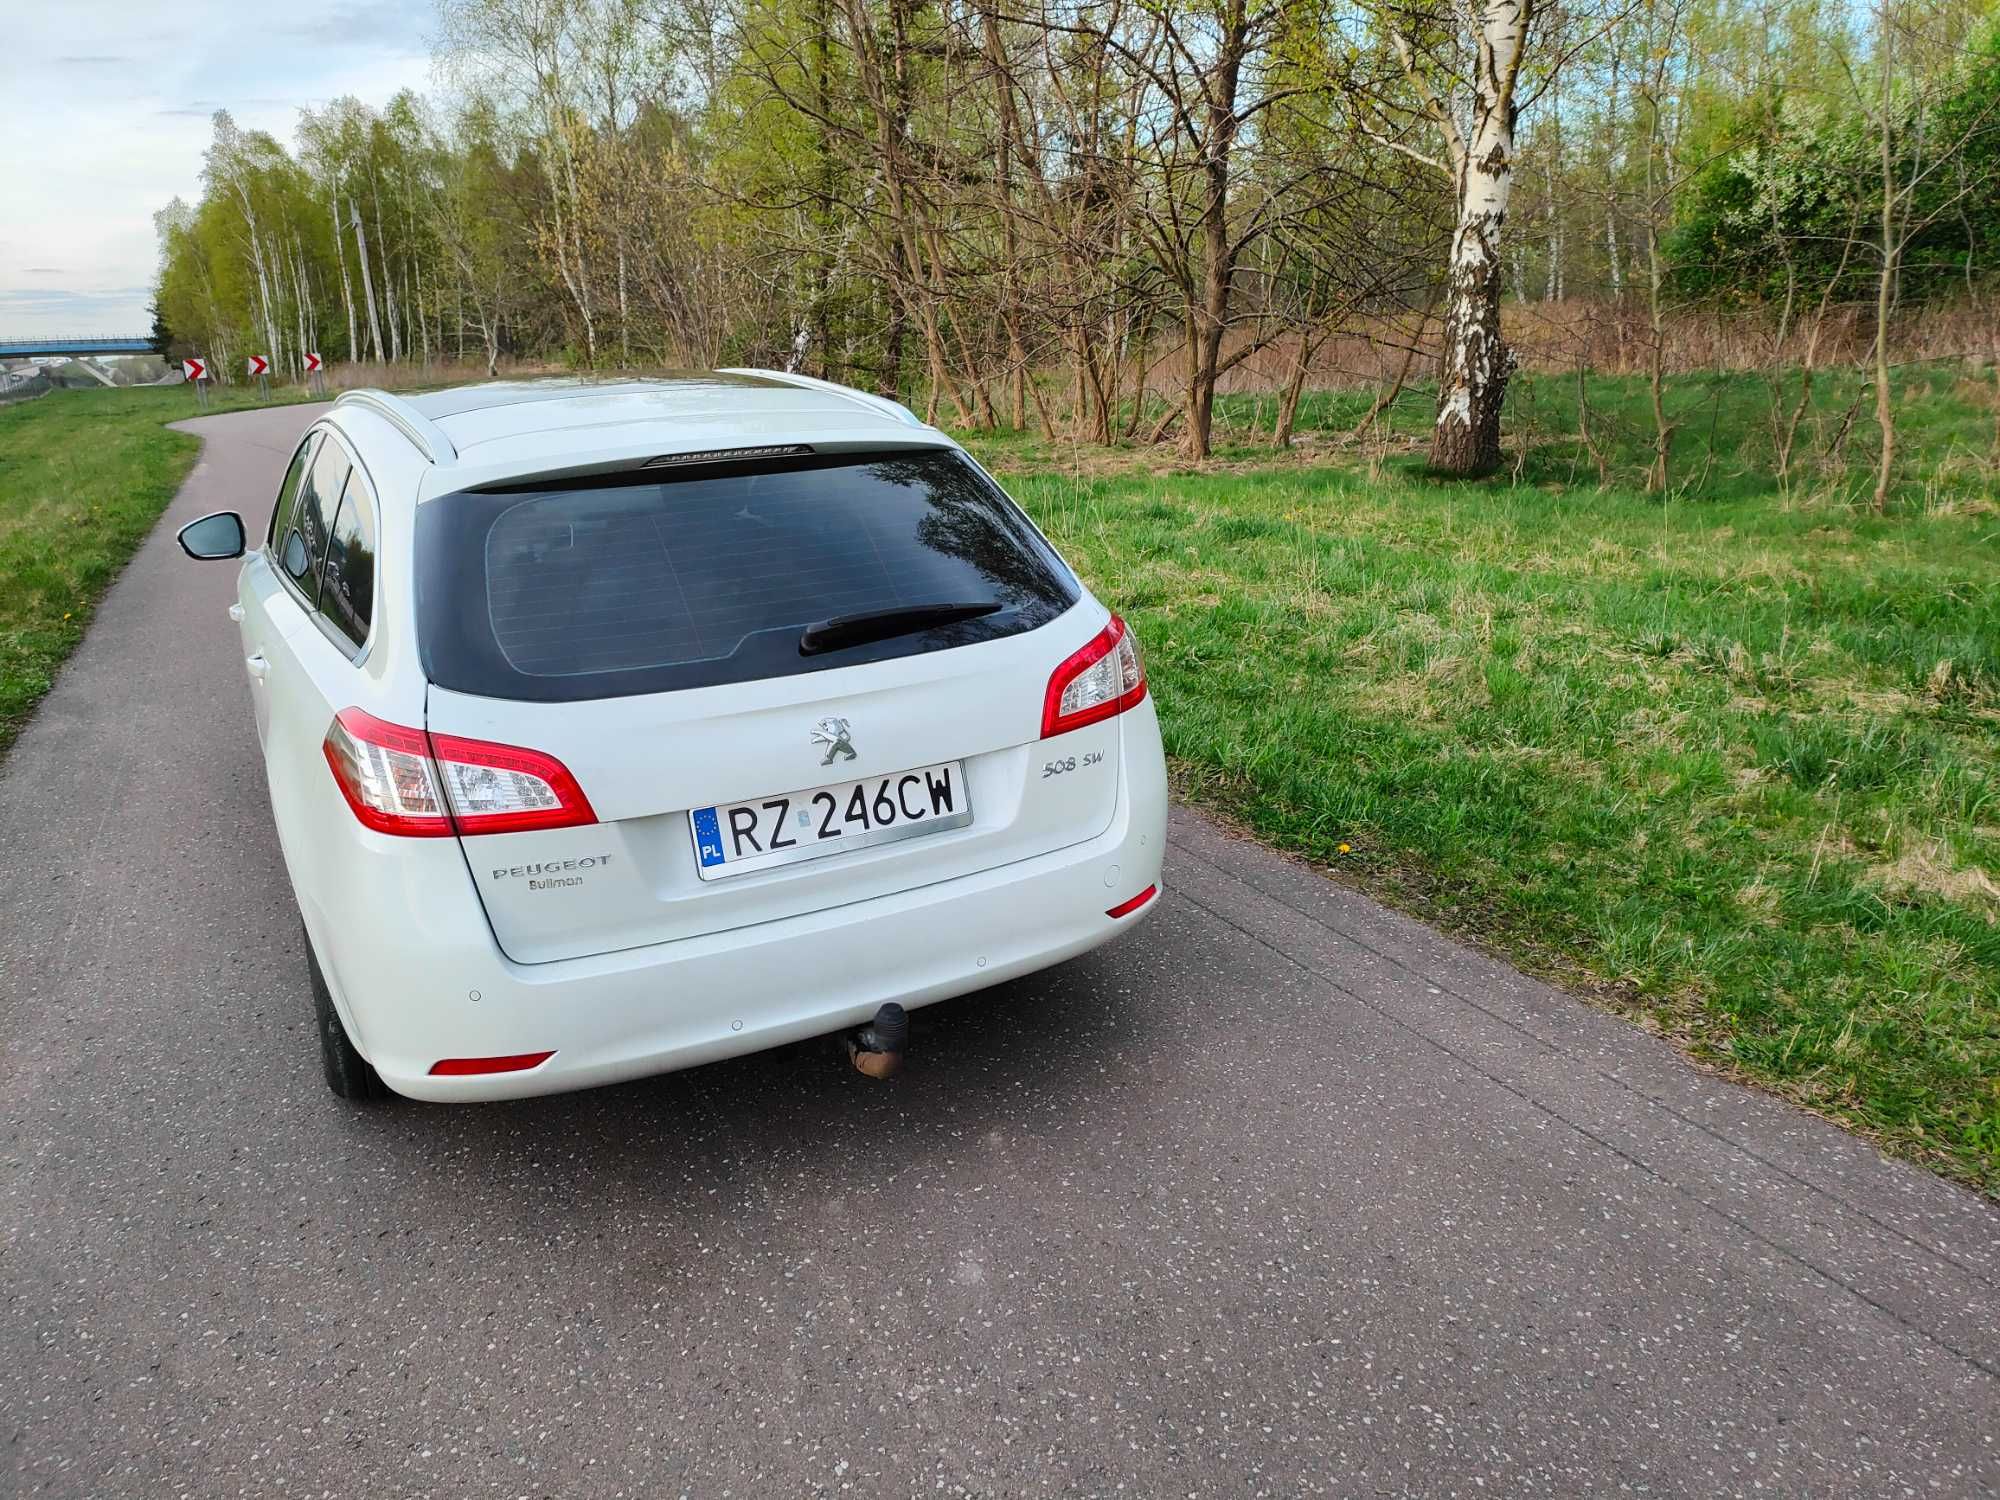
258 410 445 1052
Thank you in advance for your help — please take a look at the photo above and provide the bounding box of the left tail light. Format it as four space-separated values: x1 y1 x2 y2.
323 708 596 837
322 709 452 836
1042 614 1148 738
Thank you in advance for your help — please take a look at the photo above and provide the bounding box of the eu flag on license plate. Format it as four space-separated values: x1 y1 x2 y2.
691 807 726 868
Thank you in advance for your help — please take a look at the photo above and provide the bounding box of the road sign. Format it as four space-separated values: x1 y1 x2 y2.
304 352 323 373
247 354 270 377
182 358 207 381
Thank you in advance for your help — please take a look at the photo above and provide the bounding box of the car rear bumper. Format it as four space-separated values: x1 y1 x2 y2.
313 700 1168 1101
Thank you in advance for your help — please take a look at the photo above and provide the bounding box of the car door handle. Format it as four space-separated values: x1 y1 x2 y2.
227 603 245 623
245 653 269 680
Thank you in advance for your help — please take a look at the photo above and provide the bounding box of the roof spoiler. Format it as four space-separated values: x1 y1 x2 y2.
333 389 458 465
718 368 926 428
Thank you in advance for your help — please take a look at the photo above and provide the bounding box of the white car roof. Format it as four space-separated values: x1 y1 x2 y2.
331 372 947 493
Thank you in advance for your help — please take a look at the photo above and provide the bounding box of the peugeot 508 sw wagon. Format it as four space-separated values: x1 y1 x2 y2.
177 374 1167 1101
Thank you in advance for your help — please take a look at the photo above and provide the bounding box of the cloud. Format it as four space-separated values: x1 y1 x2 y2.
0 288 155 337
159 98 304 114
3 1 434 335
0 287 151 312
280 0 434 52
0 272 159 336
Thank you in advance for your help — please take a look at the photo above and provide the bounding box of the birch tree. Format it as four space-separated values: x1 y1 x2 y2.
1354 0 1537 475
202 113 288 372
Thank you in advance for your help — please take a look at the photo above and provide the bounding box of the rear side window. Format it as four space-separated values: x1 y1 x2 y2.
320 470 377 650
415 449 1079 702
267 435 317 548
282 440 352 603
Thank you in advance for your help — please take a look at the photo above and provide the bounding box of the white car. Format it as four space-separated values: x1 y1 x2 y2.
177 374 1167 1101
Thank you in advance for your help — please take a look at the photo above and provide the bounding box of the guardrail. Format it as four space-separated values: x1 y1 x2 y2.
0 371 55 406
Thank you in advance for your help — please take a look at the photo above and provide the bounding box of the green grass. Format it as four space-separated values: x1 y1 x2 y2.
967 362 2000 1193
0 385 308 756
4 368 1995 1190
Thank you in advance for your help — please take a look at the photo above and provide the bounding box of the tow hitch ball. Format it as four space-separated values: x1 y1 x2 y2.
847 1002 908 1080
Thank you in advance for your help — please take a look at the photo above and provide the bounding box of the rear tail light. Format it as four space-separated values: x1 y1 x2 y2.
1043 614 1148 738
323 709 453 836
323 708 595 838
428 730 596 835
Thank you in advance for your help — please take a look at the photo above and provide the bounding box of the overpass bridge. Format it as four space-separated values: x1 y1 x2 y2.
0 336 166 391
0 336 158 359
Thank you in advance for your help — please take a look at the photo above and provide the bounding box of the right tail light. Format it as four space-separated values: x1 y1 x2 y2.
1042 614 1147 738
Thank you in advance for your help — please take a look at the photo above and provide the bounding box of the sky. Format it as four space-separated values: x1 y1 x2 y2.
0 2 438 339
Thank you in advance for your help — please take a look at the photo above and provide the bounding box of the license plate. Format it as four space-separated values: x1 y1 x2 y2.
688 760 971 880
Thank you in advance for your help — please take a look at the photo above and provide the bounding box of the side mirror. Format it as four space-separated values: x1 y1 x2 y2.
178 511 246 560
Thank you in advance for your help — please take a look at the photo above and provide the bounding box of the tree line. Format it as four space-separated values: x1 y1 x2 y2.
152 0 2000 482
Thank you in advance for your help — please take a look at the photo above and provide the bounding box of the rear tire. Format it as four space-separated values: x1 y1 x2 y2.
303 923 388 1102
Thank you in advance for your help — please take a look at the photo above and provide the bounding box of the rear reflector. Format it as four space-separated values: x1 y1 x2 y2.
1106 884 1158 919
323 708 595 838
1044 614 1147 738
428 1051 556 1077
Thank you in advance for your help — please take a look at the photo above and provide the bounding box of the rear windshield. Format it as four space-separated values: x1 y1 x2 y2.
414 448 1080 701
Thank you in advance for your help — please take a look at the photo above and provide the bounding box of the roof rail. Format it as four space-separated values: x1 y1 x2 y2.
332 389 458 465
718 368 926 428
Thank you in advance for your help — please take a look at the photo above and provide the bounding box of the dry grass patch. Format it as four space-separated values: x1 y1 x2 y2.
1871 843 2000 913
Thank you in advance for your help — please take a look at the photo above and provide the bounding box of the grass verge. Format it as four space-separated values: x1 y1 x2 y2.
0 385 307 757
976 365 2000 1194
4 370 1993 1191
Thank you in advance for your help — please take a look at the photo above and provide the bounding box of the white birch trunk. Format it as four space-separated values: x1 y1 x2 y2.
350 198 386 364
291 239 309 374
238 199 282 371
618 244 630 367
411 250 430 368
331 190 357 362
1427 0 1528 476
1544 192 1559 302
1606 52 1624 297
378 196 402 365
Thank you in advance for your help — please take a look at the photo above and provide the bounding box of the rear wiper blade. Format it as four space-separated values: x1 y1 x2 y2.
799 600 1003 656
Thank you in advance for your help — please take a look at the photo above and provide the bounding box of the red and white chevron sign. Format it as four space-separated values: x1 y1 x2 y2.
181 358 207 381
304 352 323 373
247 354 271 377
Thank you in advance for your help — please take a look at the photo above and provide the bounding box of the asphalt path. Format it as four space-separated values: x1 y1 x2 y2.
3 403 1996 1497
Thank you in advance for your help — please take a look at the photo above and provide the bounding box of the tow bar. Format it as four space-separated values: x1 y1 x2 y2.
846 1002 908 1079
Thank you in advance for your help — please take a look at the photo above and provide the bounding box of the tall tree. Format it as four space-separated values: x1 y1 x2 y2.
1355 0 1539 475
